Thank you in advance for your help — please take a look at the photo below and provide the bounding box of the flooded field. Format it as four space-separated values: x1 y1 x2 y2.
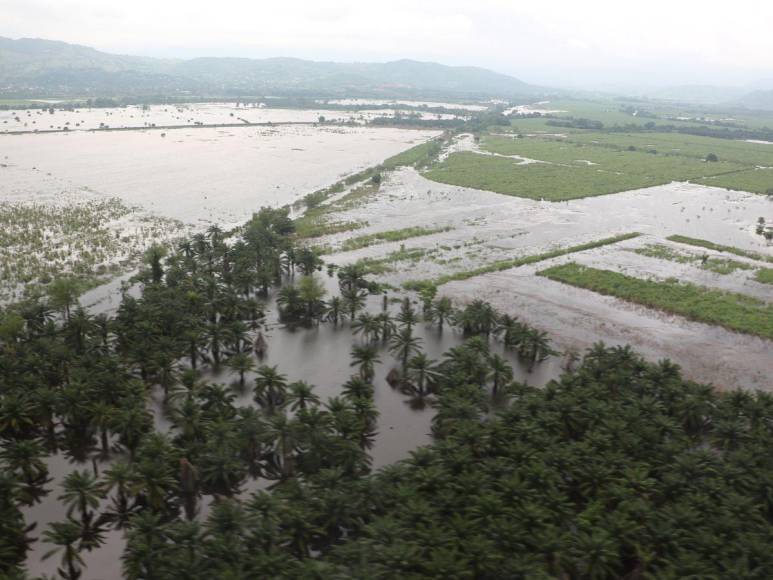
310 166 772 391
318 98 489 111
6 101 773 578
0 102 463 133
1 125 439 225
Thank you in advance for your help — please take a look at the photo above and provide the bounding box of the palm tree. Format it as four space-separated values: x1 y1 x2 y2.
324 296 345 326
342 375 375 400
518 329 556 372
226 352 255 387
143 244 167 284
266 413 297 481
254 365 288 415
297 275 326 323
0 393 36 439
429 296 453 331
337 263 367 293
199 443 246 497
110 406 152 460
43 520 85 580
406 353 441 397
89 402 114 458
101 461 135 530
376 311 396 341
341 288 367 321
0 439 49 503
287 381 320 412
48 277 81 322
350 344 381 382
131 459 176 513
352 312 381 343
59 470 103 527
487 353 513 394
396 297 418 332
389 327 423 374
455 299 499 337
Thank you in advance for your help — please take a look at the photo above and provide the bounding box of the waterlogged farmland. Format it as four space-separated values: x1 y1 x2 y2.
2 96 773 579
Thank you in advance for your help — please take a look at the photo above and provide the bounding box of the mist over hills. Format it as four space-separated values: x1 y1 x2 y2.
0 37 540 99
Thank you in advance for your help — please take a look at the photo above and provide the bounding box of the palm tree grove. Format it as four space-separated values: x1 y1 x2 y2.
1 207 772 579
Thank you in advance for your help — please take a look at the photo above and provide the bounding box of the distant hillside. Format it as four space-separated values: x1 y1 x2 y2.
644 85 748 105
0 37 539 99
735 89 773 111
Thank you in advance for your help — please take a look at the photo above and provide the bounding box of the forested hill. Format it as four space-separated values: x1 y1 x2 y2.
0 37 539 98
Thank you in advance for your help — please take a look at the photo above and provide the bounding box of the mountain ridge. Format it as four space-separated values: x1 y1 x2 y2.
0 37 540 99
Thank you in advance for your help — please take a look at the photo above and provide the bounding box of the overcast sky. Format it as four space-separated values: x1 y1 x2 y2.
3 0 773 89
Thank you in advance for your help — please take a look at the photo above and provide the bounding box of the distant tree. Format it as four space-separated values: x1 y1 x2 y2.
705 153 719 162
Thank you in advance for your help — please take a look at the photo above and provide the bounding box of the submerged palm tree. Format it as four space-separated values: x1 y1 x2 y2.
43 520 85 580
389 327 423 374
226 352 256 387
254 365 288 415
287 381 320 412
350 344 381 382
406 353 441 397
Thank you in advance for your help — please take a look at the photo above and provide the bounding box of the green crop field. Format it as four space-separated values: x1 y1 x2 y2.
425 139 745 201
539 262 773 340
697 168 773 194
482 135 749 171
560 131 773 166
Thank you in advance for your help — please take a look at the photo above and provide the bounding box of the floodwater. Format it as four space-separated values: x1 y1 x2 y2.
308 167 773 392
319 98 489 111
0 102 464 134
0 125 439 225
25 273 561 580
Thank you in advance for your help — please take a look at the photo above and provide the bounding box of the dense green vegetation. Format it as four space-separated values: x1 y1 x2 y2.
539 262 773 340
667 235 773 264
6 270 773 579
0 208 569 579
404 232 640 289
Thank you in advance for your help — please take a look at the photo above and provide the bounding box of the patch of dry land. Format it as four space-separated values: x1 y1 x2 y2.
305 136 773 391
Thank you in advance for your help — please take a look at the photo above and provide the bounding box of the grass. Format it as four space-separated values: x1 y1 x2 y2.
402 232 641 289
755 268 773 285
667 235 773 264
425 139 745 201
696 168 773 195
561 132 773 166
338 226 451 252
633 244 754 275
538 262 773 340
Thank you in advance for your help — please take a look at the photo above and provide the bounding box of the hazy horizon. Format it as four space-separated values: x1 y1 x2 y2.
3 0 773 92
